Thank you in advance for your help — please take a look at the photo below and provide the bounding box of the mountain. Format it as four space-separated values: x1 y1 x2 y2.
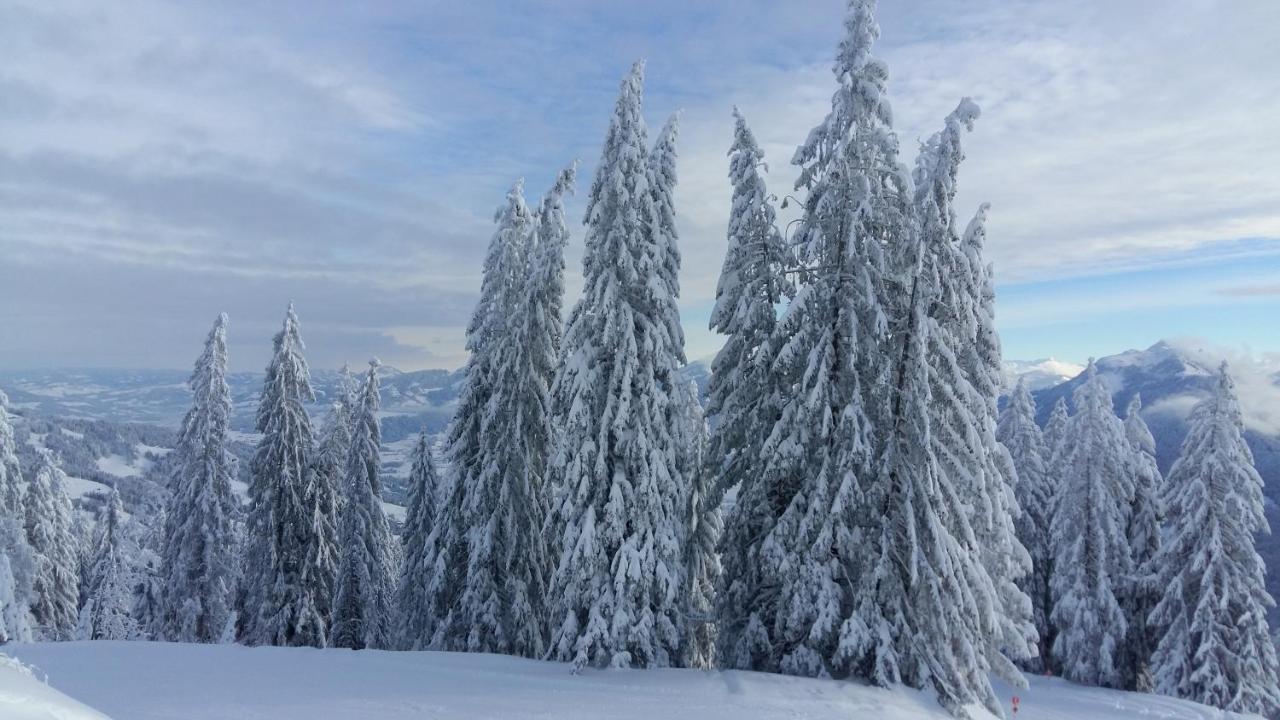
1003 358 1085 391
1030 340 1280 621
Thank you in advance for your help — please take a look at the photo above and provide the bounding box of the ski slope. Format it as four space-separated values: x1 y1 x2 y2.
5 642 1259 720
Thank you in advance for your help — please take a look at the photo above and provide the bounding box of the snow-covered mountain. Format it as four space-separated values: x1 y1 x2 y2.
1002 358 1085 391
1029 339 1280 621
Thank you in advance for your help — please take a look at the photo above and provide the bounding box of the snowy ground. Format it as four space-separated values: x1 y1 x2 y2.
4 642 1257 720
0 653 107 720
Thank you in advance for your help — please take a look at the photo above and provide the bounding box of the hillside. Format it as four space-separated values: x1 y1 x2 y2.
6 642 1258 720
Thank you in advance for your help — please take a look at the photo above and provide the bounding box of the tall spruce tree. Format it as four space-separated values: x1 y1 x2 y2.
848 95 1021 715
747 0 907 678
545 61 687 670
297 395 350 645
238 303 323 646
1118 394 1162 691
956 204 1036 671
78 487 140 641
0 390 34 643
415 183 533 654
159 313 238 643
395 429 439 649
518 165 576 567
422 180 553 657
1149 364 1280 716
648 112 685 359
709 108 793 671
677 380 720 669
330 359 394 650
1049 362 1131 687
997 378 1054 671
24 450 79 640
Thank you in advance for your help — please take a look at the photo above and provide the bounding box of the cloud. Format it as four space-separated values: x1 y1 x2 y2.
1161 338 1280 437
2 0 1278 369
1218 283 1280 298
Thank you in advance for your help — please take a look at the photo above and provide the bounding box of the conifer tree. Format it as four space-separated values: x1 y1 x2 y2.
997 378 1054 670
743 0 908 678
1049 362 1130 687
395 429 439 649
515 165 576 573
0 390 34 643
24 450 79 640
677 381 720 668
330 359 395 650
159 313 238 643
648 112 685 357
955 204 1036 672
238 303 323 646
1043 397 1071 467
297 398 347 645
708 108 795 670
1118 393 1162 691
416 184 532 654
1149 364 1280 716
846 95 1021 715
421 181 554 657
545 61 687 670
79 488 140 641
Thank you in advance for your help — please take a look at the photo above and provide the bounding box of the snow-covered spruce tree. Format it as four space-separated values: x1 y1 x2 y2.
1049 362 1131 687
78 487 140 641
846 96 1021 715
414 184 532 654
648 112 685 358
159 313 238 644
423 180 554 657
395 429 439 649
955 203 1036 670
238 303 324 647
1118 394 1162 691
738 0 907 679
997 378 1055 671
330 359 395 650
677 380 720 669
1149 364 1280 716
708 107 794 671
0 390 34 643
513 165 576 575
295 398 348 646
1042 397 1071 467
24 450 79 640
545 61 688 670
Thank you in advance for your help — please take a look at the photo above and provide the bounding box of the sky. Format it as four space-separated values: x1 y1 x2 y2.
2 0 1278 372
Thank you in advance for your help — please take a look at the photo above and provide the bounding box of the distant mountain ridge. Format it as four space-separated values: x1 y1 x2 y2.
1028 340 1280 622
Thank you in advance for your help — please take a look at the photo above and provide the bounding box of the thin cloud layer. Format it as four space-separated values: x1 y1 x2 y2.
2 0 1278 369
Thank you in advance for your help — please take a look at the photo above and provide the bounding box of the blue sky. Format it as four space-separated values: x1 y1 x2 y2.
2 0 1278 371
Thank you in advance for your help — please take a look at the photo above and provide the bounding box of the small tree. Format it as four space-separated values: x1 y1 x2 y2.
24 450 80 640
395 429 440 649
79 488 140 641
1049 363 1130 687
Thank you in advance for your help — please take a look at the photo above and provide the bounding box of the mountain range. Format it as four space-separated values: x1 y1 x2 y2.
3 339 1279 619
